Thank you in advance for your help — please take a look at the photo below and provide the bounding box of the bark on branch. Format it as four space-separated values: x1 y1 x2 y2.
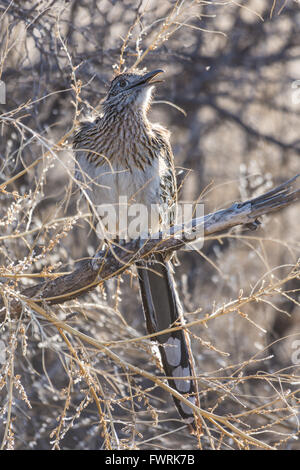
1 175 300 317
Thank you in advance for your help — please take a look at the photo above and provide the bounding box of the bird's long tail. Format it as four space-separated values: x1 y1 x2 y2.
136 253 197 423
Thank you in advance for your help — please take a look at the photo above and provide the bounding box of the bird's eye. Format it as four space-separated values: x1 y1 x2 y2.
118 79 127 88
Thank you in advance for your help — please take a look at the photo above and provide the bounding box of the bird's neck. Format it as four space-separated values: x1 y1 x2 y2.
100 105 152 136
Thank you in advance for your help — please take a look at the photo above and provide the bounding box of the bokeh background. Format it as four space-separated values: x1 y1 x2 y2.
0 0 300 450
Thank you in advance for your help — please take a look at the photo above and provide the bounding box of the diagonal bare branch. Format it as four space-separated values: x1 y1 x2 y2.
1 174 299 317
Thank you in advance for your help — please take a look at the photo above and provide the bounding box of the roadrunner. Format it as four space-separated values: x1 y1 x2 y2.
73 69 197 422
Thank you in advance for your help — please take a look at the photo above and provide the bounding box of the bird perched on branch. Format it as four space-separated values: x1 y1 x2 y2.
73 68 198 423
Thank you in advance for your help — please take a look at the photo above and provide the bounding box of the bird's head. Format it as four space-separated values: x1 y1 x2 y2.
103 69 164 113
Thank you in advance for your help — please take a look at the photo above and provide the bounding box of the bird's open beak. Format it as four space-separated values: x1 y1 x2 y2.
127 69 164 90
